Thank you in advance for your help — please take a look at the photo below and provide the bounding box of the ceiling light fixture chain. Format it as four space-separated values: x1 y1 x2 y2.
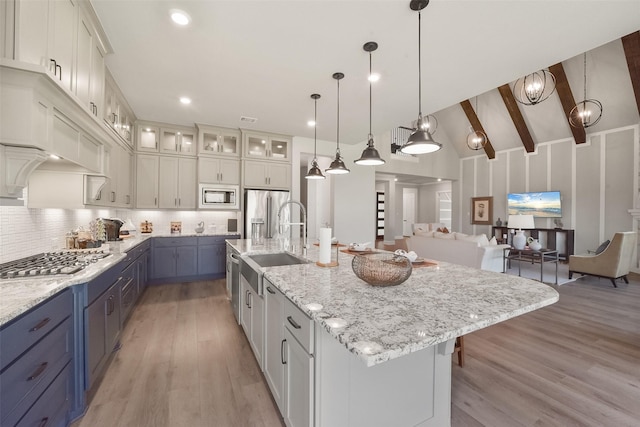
569 52 603 129
306 93 325 179
400 0 442 155
355 41 385 166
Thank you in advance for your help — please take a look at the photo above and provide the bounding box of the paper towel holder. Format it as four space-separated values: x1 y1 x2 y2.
316 240 340 268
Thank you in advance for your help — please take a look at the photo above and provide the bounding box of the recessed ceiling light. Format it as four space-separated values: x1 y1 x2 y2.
276 145 283 149
368 73 380 82
307 120 316 127
437 178 442 182
261 140 266 144
179 97 191 105
170 10 191 26
49 154 60 160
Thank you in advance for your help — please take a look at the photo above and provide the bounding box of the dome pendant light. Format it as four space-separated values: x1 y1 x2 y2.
400 0 442 155
306 94 325 180
466 96 487 151
325 72 350 175
355 41 385 166
569 52 603 128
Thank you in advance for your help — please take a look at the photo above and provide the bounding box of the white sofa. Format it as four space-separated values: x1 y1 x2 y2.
406 232 510 272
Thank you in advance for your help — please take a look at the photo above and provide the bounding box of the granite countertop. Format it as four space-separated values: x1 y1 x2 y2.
0 233 239 327
228 239 559 367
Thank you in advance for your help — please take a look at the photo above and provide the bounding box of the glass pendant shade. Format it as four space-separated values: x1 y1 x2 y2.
513 70 556 105
570 52 602 129
400 1 442 155
355 41 385 166
306 93 325 180
466 128 487 150
326 72 350 175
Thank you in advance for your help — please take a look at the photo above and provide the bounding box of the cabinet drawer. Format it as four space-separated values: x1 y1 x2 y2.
153 236 198 248
284 298 314 354
0 289 72 370
0 317 72 425
197 236 227 245
15 362 71 427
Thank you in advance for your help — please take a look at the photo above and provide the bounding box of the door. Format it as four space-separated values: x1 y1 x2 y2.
403 188 417 236
152 247 176 279
284 328 314 427
135 155 159 208
176 245 198 277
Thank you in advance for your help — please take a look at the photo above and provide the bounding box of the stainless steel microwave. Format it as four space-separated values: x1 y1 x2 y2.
198 184 239 209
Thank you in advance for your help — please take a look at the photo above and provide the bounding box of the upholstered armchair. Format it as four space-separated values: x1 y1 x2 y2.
569 231 637 287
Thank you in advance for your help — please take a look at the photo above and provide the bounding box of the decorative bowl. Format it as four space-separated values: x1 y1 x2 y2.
351 253 412 287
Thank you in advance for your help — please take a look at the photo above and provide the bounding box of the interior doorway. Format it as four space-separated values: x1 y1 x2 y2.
403 188 417 236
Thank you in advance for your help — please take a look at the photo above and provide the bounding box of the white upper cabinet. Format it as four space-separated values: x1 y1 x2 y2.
136 122 195 156
197 157 240 185
75 5 106 119
135 154 159 209
242 131 292 162
158 156 196 209
196 124 240 157
243 159 290 190
104 69 135 147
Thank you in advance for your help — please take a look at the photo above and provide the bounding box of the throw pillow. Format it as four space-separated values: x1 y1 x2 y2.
436 227 450 233
489 236 498 245
595 240 610 255
413 223 429 234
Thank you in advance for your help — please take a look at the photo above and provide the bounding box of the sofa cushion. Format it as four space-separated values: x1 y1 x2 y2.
415 230 434 237
456 233 490 247
413 223 429 234
434 231 455 239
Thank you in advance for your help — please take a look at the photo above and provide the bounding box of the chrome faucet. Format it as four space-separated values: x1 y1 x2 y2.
277 200 307 256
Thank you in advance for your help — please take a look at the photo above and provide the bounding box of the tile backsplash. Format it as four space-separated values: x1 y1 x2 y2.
0 190 240 263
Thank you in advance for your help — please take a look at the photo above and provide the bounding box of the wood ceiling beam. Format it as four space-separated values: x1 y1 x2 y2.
498 84 535 153
622 31 640 117
548 62 586 144
460 99 496 159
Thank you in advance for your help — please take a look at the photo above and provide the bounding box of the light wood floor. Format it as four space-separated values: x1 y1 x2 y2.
74 274 640 427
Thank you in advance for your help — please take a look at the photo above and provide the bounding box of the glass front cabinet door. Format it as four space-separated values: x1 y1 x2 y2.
137 125 159 152
243 132 291 161
160 128 195 155
197 125 240 157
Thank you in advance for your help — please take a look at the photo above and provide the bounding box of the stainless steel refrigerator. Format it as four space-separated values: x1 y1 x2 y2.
244 189 290 240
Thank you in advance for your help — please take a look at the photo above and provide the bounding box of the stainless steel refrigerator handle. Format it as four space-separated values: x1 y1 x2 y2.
266 195 272 238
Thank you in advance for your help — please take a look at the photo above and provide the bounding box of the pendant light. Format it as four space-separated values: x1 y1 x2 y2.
325 72 350 174
569 52 603 128
512 69 556 105
305 93 325 180
466 96 487 151
400 0 442 155
355 41 385 166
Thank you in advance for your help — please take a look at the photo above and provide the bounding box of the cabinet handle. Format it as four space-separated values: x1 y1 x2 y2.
56 64 62 80
49 58 57 73
178 198 181 206
111 191 116 203
94 104 98 115
248 292 252 309
27 362 48 381
29 317 51 332
266 286 275 294
281 339 287 365
96 190 101 201
287 316 302 329
126 195 130 204
38 417 49 427
154 197 157 205
245 290 250 307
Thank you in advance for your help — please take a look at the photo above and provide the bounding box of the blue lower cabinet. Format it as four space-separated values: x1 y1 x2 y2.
0 290 73 427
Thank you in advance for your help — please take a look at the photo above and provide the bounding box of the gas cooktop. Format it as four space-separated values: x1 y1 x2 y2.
0 250 111 279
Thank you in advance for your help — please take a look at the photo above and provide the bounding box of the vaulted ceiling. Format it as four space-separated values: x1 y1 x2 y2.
92 0 640 159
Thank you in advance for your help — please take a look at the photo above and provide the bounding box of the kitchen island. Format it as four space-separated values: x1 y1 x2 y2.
228 238 559 427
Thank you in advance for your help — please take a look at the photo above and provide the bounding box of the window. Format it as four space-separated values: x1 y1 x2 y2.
437 191 452 229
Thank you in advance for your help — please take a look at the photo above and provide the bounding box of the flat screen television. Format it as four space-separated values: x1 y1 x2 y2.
507 191 562 218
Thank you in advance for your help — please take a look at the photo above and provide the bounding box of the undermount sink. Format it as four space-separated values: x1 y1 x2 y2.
241 252 310 295
247 252 309 268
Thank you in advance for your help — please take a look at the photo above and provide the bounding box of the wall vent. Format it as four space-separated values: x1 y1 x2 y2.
240 116 258 124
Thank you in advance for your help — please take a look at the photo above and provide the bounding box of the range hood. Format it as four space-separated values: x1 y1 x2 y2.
0 145 48 200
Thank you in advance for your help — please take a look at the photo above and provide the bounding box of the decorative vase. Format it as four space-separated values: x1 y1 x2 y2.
513 230 526 250
527 237 542 251
496 218 502 227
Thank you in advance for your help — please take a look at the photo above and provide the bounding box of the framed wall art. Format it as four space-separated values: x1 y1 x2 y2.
471 196 493 225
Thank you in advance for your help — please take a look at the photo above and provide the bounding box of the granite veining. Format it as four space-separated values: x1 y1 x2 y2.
228 239 559 367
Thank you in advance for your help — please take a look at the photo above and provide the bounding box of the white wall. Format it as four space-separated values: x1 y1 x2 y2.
456 125 639 257
418 181 453 223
